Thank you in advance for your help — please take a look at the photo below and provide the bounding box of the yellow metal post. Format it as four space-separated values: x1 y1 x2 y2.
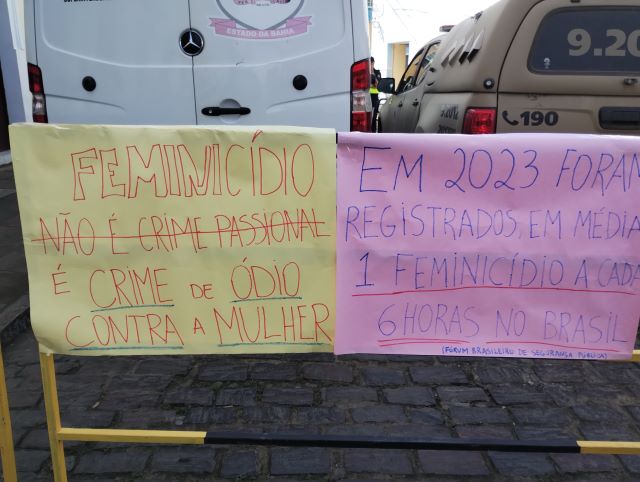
40 353 67 482
632 350 640 362
0 344 17 482
58 428 206 444
579 440 640 455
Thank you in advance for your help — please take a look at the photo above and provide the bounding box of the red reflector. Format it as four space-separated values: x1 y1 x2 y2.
351 112 371 133
27 63 48 123
351 58 370 92
462 108 496 134
350 58 372 132
28 63 43 94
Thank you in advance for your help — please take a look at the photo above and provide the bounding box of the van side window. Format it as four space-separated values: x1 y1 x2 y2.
397 48 425 93
529 7 640 74
415 42 441 85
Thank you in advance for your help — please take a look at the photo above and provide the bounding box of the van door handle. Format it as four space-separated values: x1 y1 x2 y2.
599 107 640 130
412 100 419 106
202 106 251 116
398 102 403 108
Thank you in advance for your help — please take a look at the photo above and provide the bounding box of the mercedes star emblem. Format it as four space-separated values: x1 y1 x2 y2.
180 29 204 56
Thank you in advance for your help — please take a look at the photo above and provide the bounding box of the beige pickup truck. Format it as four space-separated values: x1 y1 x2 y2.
377 0 640 135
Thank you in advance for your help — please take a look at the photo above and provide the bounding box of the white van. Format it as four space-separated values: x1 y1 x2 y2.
23 0 371 131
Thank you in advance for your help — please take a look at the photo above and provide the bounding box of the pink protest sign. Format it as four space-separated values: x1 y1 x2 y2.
336 133 640 360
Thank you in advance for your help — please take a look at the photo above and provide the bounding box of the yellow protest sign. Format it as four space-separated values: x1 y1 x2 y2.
10 124 336 355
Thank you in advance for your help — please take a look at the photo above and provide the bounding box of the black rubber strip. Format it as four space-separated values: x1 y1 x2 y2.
203 432 581 453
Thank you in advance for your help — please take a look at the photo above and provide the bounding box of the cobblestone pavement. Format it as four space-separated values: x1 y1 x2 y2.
3 328 640 481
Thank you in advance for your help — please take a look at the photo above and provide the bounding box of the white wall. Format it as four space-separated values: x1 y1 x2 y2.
0 0 29 123
370 0 500 78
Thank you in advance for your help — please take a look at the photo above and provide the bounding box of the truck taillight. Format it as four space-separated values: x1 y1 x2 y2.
27 63 48 123
462 108 496 134
350 58 371 132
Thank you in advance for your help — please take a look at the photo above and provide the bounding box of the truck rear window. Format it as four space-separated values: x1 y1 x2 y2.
529 7 640 74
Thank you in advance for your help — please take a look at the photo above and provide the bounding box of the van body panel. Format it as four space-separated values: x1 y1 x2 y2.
416 93 496 134
378 38 442 133
499 0 640 134
33 0 196 125
24 1 35 64
26 0 369 129
497 94 640 134
420 1 538 95
350 0 370 63
501 0 640 95
190 0 354 131
381 92 416 133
